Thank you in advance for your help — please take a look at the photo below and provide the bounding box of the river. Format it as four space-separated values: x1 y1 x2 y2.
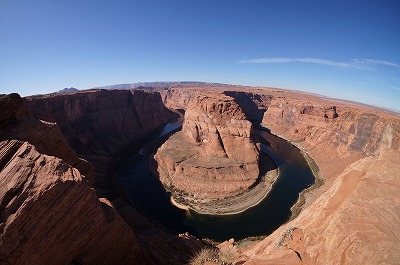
117 122 315 242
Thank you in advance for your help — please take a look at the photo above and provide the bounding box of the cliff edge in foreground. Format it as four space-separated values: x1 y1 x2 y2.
0 94 138 264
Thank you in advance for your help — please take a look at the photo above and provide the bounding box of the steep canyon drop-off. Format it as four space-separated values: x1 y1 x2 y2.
1 85 399 264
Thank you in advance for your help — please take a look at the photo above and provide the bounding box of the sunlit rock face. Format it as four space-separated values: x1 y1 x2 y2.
154 94 260 200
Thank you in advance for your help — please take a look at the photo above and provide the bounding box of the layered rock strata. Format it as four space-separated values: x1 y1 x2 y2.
1 91 201 265
3 84 400 264
239 96 400 264
0 94 138 264
262 97 400 155
161 87 273 121
159 86 400 264
207 90 399 265
0 140 138 265
161 87 201 111
27 89 175 197
223 91 272 122
0 94 94 184
240 148 400 265
153 94 261 207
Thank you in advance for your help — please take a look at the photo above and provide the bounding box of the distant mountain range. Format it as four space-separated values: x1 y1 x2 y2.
92 81 236 90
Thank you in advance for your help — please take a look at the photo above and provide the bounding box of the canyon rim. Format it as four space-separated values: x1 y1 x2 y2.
0 83 399 265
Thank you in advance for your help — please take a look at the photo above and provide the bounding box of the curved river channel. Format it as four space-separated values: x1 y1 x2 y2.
117 122 315 242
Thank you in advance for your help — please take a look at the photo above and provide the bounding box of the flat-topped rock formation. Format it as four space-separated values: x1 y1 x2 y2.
153 94 264 211
183 94 259 164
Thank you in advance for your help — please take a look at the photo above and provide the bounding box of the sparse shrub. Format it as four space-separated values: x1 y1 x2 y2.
189 247 219 265
276 226 297 249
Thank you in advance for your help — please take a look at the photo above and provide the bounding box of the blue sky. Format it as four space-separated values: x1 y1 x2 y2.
1 0 399 111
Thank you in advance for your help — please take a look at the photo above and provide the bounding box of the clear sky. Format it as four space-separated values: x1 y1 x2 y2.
1 0 399 111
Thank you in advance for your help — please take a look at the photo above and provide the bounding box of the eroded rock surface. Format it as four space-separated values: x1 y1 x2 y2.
27 89 176 198
0 94 138 264
1 92 201 265
159 86 400 264
2 85 400 264
0 140 138 265
154 94 260 202
202 89 400 265
262 97 399 156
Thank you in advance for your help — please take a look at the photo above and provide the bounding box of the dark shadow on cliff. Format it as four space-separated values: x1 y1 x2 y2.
224 91 268 123
248 137 279 190
115 123 199 237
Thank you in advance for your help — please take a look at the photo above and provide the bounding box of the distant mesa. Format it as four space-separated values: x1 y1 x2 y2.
57 87 79 93
92 81 235 91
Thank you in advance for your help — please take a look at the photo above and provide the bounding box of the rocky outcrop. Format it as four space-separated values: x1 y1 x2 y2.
1 92 202 265
0 94 139 264
160 88 201 110
0 112 95 185
25 90 203 264
153 94 260 202
159 86 400 264
182 95 259 163
240 147 400 265
0 140 138 265
160 88 273 121
223 91 400 265
27 89 173 158
27 89 176 197
262 97 400 157
223 91 272 122
0 93 29 130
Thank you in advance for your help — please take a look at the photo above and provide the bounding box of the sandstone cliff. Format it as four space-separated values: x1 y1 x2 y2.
27 89 173 157
1 91 202 265
0 93 94 185
161 87 202 110
161 87 273 122
0 140 138 265
223 91 272 122
238 95 400 264
3 85 399 264
159 86 400 264
240 147 400 265
182 94 259 164
262 97 399 157
25 90 202 264
154 94 261 203
27 89 175 197
200 89 400 265
0 94 138 264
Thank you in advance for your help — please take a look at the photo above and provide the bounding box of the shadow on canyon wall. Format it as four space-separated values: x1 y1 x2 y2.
223 91 271 122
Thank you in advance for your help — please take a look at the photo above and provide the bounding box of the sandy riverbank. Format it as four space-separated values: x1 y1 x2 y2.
170 196 190 211
169 154 279 216
267 131 323 219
